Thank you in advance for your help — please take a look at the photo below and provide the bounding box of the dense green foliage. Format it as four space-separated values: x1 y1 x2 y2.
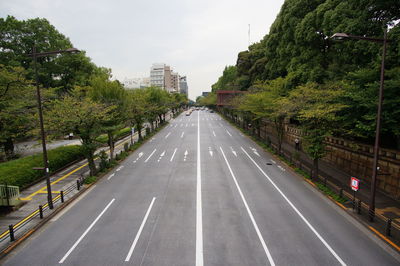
0 145 84 188
213 0 400 148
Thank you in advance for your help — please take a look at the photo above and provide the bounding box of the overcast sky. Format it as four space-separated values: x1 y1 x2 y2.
1 0 285 100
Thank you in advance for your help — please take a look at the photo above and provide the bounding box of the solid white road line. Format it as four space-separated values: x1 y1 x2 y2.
240 147 346 266
144 149 157 163
212 131 216 137
107 173 115 180
220 147 275 266
226 130 232 137
196 111 204 266
59 198 115 263
165 132 171 139
170 148 177 162
116 165 124 172
181 131 185 138
125 197 156 262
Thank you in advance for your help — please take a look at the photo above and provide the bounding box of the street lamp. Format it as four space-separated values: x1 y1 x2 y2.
331 30 391 221
28 46 80 209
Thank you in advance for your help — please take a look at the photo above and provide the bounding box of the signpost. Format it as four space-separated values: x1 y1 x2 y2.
350 177 360 209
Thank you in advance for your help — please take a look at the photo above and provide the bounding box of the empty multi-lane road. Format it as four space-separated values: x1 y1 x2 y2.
4 110 400 265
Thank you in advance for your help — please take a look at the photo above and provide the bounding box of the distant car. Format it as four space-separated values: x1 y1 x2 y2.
210 110 214 113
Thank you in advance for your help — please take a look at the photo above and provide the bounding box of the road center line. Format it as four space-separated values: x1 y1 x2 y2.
125 197 156 262
196 110 204 266
170 148 177 162
240 147 346 266
59 198 115 263
107 173 115 180
144 149 157 163
220 147 275 266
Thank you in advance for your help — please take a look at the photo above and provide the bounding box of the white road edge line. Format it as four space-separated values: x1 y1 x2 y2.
196 110 204 266
170 148 177 162
220 147 275 266
59 198 115 264
124 197 156 262
144 149 157 163
165 132 171 139
240 147 346 266
107 173 115 180
226 130 232 137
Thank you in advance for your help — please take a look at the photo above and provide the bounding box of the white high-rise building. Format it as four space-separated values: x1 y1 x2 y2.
150 63 166 89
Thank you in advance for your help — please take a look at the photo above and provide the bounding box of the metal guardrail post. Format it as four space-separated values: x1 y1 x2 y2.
61 191 64 203
369 209 375 222
357 200 362 214
386 219 392 236
9 225 14 242
77 180 80 191
39 205 43 219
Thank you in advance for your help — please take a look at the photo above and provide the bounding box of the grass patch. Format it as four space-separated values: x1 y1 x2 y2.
316 182 347 203
84 176 97 184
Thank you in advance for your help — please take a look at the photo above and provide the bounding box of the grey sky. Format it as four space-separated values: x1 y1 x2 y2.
1 0 285 100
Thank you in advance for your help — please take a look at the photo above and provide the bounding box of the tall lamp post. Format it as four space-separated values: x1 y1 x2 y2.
331 30 391 221
28 46 80 209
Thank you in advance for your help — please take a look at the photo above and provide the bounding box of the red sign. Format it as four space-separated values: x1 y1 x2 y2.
350 177 360 191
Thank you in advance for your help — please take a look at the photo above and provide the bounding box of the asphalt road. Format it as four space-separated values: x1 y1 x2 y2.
4 111 400 266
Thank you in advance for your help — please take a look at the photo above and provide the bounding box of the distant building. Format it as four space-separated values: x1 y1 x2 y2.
179 76 188 95
202 91 210 97
150 63 186 94
150 63 166 89
123 77 150 89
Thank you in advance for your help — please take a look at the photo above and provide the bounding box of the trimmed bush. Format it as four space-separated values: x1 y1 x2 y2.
96 127 132 144
0 145 84 188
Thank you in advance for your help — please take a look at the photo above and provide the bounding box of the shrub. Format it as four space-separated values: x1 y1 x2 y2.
0 145 84 188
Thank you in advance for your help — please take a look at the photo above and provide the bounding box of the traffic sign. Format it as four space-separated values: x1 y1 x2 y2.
350 177 360 191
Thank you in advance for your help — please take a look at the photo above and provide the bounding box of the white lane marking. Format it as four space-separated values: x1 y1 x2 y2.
240 147 346 266
59 198 115 263
208 147 213 157
170 148 177 162
184 150 188 161
133 152 144 163
220 147 275 266
125 197 156 262
165 132 171 139
116 165 124 172
107 173 115 180
181 132 185 138
186 123 188 127
270 159 276 164
230 146 237 157
157 150 166 162
212 131 216 137
226 130 232 137
144 149 157 163
196 111 204 266
174 124 177 128
278 165 286 172
250 147 260 157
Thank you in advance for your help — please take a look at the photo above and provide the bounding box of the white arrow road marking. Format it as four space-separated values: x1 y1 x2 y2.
133 152 144 163
226 130 232 137
124 197 156 262
107 173 115 180
157 151 166 162
208 147 213 157
170 148 177 162
250 147 260 157
230 146 237 157
116 165 124 172
212 131 216 137
145 149 157 163
181 132 185 138
165 132 171 139
184 150 188 161
278 165 286 172
59 199 115 263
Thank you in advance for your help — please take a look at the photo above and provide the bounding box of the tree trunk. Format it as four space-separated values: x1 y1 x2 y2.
88 153 97 176
137 125 143 140
107 132 114 160
3 137 15 160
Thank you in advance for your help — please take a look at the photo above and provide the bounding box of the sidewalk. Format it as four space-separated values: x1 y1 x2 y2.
0 112 174 249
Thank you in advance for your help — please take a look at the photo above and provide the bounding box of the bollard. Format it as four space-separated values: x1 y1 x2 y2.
357 200 361 214
60 191 64 203
77 179 80 191
386 219 392 236
39 205 43 219
9 225 14 242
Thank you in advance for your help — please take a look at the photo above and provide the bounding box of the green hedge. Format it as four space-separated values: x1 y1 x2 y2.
0 145 84 188
96 127 132 144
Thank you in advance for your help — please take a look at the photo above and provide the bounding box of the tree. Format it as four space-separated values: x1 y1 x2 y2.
0 65 36 160
46 89 115 175
288 82 347 179
127 89 148 141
